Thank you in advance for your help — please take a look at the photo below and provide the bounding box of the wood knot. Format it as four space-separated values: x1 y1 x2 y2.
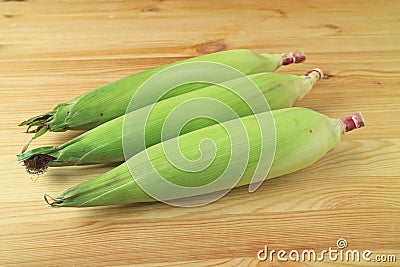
142 6 159 12
323 72 334 79
324 23 342 32
195 40 227 54
257 7 287 17
272 8 287 17
3 14 15 18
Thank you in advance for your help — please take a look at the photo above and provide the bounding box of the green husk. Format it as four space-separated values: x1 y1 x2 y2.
49 107 349 207
20 50 304 151
19 70 322 173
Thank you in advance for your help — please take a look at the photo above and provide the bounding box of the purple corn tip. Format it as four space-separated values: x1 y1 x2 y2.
340 112 365 133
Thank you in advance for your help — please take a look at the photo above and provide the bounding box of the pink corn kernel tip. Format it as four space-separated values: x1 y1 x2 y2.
305 68 323 80
340 112 365 133
281 51 306 65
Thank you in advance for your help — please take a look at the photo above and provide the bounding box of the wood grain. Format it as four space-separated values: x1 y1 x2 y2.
0 0 399 266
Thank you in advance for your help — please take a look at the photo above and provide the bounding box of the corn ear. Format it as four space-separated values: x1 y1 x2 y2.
19 50 305 151
19 69 323 172
47 107 365 207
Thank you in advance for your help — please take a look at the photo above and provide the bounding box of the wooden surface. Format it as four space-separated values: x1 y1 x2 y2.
1 0 399 266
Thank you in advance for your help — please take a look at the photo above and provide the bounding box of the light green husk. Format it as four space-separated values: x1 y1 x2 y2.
19 70 322 170
49 107 351 207
19 49 305 152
